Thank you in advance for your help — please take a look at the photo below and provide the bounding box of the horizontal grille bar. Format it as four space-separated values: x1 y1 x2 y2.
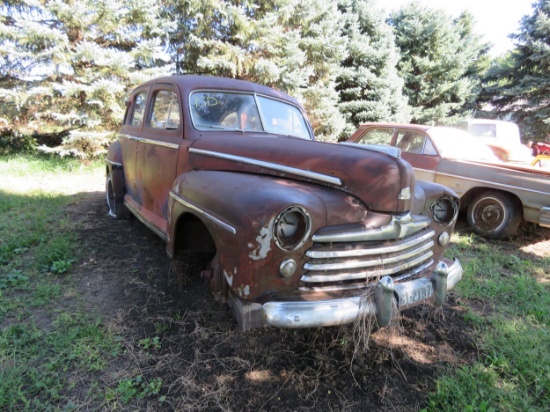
302 251 433 283
298 260 434 292
304 240 434 272
301 227 435 286
306 230 435 259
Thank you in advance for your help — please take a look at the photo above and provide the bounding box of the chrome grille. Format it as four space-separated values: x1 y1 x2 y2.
300 218 435 291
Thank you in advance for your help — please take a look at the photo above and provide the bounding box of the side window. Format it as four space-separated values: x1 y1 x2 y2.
149 90 181 130
470 124 496 138
129 92 147 126
358 128 394 145
396 131 428 154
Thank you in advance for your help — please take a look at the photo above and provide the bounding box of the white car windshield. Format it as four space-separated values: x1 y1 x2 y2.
427 127 500 162
189 91 312 140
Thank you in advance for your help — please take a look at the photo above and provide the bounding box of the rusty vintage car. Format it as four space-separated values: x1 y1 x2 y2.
346 123 550 239
105 76 462 330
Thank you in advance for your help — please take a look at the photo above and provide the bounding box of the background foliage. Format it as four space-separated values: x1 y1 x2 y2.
0 0 548 156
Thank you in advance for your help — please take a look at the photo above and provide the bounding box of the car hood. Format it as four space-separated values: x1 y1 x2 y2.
188 134 415 213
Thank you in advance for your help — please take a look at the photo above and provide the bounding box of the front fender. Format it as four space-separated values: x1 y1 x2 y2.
168 171 336 301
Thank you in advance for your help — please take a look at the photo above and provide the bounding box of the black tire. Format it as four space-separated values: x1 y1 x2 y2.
466 191 521 239
106 174 129 219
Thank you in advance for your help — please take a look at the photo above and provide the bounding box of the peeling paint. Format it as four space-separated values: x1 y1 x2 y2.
236 284 251 298
248 224 272 261
223 270 233 287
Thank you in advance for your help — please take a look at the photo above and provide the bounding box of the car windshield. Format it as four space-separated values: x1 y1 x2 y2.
427 127 500 162
189 91 312 139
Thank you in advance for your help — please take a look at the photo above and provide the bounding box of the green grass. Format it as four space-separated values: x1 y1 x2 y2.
0 152 103 177
426 232 550 411
2 153 549 410
0 154 119 410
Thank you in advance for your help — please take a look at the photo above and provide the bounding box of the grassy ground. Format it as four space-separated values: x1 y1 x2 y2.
0 154 549 410
424 233 549 411
0 154 120 410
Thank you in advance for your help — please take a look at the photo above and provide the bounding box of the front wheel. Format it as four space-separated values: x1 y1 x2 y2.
466 191 521 239
106 174 129 219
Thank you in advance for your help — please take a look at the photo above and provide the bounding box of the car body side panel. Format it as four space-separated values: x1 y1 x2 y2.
433 159 550 224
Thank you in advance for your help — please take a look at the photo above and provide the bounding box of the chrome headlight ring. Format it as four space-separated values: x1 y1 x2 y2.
273 206 311 251
431 197 459 225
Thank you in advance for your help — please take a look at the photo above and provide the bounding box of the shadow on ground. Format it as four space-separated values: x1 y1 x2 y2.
66 193 478 411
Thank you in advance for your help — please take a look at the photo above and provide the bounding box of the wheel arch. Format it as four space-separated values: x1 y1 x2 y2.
171 212 217 258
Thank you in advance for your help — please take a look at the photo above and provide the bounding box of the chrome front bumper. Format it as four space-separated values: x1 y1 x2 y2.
262 258 462 329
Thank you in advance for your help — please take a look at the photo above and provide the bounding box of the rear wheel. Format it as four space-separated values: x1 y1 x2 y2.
466 191 521 239
106 174 129 219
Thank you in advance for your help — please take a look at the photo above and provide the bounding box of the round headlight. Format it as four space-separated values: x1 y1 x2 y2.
273 206 311 251
431 197 458 225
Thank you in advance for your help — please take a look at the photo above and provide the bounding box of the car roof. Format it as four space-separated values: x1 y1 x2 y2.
138 75 301 107
359 123 431 131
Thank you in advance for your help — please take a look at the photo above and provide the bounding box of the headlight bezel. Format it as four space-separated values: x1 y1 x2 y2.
431 196 459 225
273 205 312 251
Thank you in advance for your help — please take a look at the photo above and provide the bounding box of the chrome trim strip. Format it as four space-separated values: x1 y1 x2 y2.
301 249 433 281
105 159 122 168
312 214 431 242
419 167 550 197
169 191 237 235
123 200 167 241
298 260 434 292
118 133 135 141
306 230 435 258
189 148 342 186
138 137 179 150
117 133 179 149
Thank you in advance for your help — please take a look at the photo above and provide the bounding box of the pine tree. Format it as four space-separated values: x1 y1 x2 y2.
388 3 489 125
336 0 410 139
166 0 347 140
483 0 550 140
0 0 174 158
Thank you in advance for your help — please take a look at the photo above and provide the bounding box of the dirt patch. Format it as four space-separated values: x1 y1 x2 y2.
67 193 477 411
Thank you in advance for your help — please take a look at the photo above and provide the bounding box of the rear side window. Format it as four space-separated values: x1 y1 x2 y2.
396 131 428 154
358 128 394 145
129 92 147 126
470 124 496 138
149 90 181 130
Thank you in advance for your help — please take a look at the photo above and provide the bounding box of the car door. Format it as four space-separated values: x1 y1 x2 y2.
394 129 441 182
118 87 149 200
133 84 183 238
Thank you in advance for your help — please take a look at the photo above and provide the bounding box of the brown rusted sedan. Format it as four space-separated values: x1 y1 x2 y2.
106 76 462 330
